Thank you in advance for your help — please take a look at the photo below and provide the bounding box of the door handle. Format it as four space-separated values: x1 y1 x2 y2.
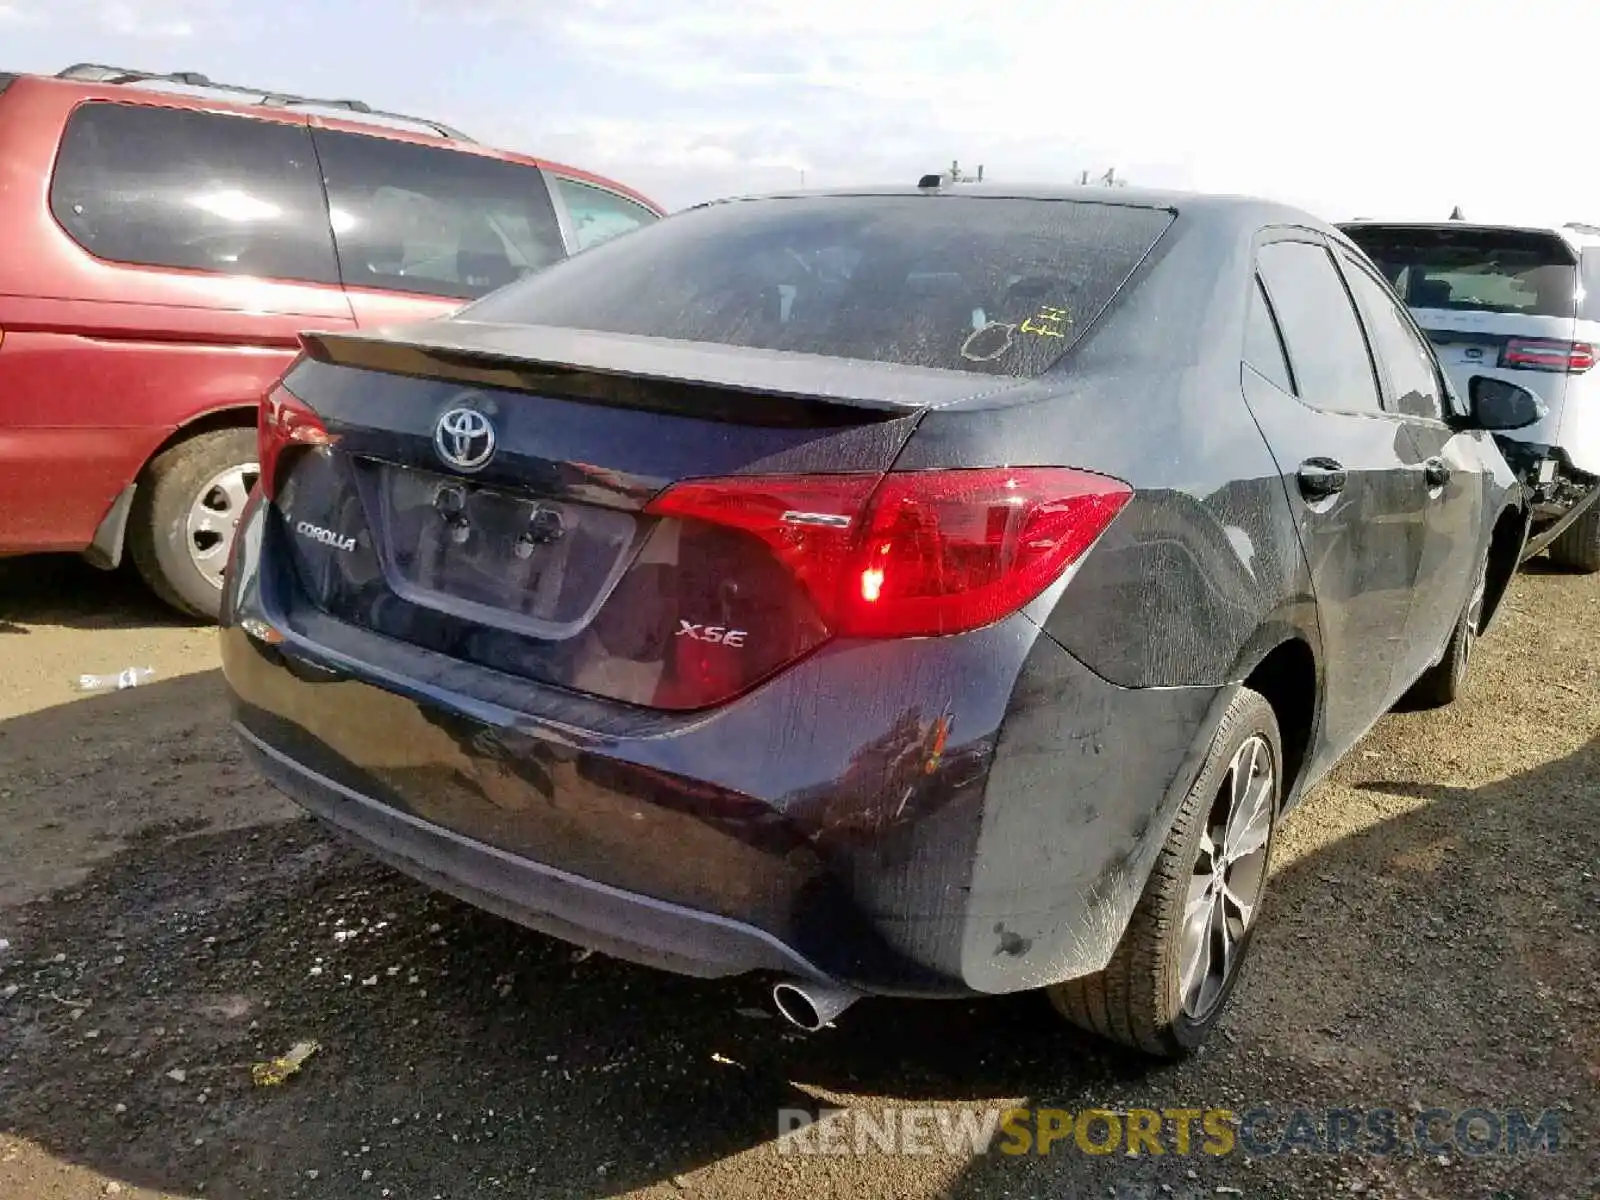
1296 457 1347 501
1424 457 1451 488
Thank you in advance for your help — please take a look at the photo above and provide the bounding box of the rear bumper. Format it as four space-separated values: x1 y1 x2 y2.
222 495 1227 997
237 724 830 981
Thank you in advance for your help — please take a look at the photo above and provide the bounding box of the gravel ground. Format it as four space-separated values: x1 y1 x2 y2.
0 555 1595 1200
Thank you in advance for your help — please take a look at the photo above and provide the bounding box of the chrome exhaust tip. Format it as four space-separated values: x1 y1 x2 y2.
771 980 861 1031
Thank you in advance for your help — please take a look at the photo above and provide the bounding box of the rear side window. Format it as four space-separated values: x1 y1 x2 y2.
315 130 566 300
50 102 338 284
554 177 657 250
1257 240 1384 415
1580 249 1600 323
1244 276 1295 393
1337 251 1446 420
463 195 1175 377
1344 226 1578 318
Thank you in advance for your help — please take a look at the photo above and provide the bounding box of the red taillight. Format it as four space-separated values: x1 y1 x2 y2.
1500 337 1595 373
842 469 1133 637
644 467 1132 639
258 384 333 500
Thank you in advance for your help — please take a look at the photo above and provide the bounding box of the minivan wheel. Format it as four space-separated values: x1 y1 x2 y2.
1047 688 1280 1057
1547 502 1600 574
1406 557 1487 709
127 428 259 621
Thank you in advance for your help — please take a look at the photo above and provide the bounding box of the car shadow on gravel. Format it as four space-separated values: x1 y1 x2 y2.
0 555 195 631
1 670 1594 1199
0 812 1141 1199
0 673 1146 1199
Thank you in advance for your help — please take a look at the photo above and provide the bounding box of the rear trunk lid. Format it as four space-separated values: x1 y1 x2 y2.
266 194 1173 711
267 323 990 711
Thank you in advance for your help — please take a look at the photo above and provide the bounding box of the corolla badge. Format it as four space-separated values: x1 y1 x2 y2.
434 407 496 473
294 521 356 552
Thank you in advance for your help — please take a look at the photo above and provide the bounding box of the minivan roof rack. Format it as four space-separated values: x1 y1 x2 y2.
53 63 474 142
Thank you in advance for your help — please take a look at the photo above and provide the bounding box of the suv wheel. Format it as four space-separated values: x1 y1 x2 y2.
1547 501 1600 573
128 428 259 620
1047 688 1280 1057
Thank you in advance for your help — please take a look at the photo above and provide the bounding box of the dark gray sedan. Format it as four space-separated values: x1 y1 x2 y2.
221 184 1535 1055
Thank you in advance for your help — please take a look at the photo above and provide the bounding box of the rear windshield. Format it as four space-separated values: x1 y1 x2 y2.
461 196 1174 377
1343 226 1578 318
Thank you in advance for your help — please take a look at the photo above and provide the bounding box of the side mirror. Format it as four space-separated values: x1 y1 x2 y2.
1468 376 1546 431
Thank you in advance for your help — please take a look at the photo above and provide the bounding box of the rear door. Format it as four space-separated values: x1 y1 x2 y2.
0 98 354 552
313 129 570 327
1335 247 1486 682
1243 233 1430 762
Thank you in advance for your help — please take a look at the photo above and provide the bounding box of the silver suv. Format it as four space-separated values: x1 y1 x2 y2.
1341 219 1600 572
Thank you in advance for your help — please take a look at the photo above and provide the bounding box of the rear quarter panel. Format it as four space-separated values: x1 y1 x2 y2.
1558 318 1600 475
894 212 1323 987
898 213 1319 689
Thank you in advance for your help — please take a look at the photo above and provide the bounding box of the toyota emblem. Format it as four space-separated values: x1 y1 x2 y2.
433 407 496 473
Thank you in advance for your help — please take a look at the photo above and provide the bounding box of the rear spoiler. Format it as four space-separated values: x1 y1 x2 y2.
298 321 1020 426
1339 222 1581 263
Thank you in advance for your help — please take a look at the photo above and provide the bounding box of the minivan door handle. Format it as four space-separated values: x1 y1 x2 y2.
1424 457 1451 489
1296 458 1347 501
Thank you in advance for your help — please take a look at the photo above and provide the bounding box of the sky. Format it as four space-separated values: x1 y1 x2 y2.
4 0 1598 223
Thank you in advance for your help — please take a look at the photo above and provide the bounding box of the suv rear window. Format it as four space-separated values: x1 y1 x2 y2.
1343 226 1578 318
50 102 339 284
314 130 566 301
463 196 1174 377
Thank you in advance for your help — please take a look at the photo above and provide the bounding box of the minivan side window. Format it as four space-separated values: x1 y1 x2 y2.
1256 240 1384 415
1337 251 1446 421
553 177 657 251
315 131 566 300
1244 276 1295 394
50 102 339 284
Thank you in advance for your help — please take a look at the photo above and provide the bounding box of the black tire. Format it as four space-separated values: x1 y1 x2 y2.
1547 501 1600 574
1047 688 1281 1057
1406 556 1487 709
127 428 259 621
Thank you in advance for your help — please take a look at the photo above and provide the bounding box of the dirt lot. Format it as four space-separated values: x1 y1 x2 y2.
1 555 1595 1200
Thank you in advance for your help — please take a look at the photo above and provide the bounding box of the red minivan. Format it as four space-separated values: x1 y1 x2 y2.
0 64 662 617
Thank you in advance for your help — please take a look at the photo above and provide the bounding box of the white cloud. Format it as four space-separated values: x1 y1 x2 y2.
11 0 203 36
427 0 1600 223
99 3 196 37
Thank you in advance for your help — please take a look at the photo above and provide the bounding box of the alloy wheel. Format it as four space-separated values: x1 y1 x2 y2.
1461 563 1488 670
1179 732 1275 1021
184 462 259 589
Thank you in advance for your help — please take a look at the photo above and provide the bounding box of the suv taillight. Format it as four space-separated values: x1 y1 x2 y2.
259 384 333 500
644 467 1132 639
1501 337 1596 373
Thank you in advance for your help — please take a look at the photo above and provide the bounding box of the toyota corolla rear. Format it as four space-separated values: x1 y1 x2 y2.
221 192 1207 999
